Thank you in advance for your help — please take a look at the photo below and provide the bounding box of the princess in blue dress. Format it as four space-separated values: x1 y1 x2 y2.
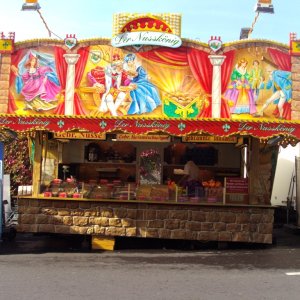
124 53 161 115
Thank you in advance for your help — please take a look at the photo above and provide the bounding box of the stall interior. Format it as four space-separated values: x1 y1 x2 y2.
39 136 243 204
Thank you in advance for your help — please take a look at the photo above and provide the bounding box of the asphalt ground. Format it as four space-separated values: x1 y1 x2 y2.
1 224 300 254
1 225 300 300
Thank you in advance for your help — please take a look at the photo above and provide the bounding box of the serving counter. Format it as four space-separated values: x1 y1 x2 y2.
13 130 276 248
17 196 274 245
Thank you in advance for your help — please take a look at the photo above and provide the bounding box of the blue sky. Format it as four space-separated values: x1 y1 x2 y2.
1 0 298 44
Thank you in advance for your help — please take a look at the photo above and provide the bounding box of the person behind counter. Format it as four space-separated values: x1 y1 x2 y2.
179 155 203 197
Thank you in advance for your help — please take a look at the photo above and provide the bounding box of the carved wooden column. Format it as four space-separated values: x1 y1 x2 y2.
63 53 80 115
32 131 43 197
291 55 300 120
209 55 226 118
0 53 12 113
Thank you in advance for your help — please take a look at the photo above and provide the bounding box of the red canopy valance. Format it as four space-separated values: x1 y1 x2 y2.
0 115 299 139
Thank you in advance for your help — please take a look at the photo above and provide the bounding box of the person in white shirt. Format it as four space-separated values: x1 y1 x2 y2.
179 154 203 197
184 160 200 182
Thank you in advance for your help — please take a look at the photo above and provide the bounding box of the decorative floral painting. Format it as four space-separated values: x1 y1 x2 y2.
139 148 161 185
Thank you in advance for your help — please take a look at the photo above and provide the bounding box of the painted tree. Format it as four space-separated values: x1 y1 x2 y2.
4 137 32 196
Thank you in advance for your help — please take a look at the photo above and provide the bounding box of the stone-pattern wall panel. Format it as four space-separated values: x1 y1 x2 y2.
17 199 274 244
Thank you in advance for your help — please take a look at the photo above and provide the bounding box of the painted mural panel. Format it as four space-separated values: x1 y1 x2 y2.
7 43 291 121
79 45 204 118
223 46 292 120
79 44 292 120
9 47 61 114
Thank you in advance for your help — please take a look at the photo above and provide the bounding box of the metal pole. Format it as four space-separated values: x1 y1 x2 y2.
286 171 295 225
295 157 300 227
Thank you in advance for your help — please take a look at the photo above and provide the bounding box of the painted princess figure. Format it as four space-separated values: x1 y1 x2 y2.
224 58 256 115
123 53 161 115
12 50 60 111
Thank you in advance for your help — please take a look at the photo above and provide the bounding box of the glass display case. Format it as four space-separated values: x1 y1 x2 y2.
40 178 225 204
36 139 243 204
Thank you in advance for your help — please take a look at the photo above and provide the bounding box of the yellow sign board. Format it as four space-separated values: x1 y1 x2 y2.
54 132 106 140
116 133 170 142
0 39 14 53
290 40 300 56
182 135 237 143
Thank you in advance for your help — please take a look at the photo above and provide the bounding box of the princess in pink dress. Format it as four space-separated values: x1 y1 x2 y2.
13 51 60 111
224 58 256 115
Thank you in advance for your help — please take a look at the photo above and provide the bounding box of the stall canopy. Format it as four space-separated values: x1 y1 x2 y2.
0 115 299 141
1 13 299 145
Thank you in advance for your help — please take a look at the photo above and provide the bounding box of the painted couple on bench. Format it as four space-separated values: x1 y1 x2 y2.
87 53 161 116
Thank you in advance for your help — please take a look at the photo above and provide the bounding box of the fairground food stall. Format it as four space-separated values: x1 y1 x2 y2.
1 13 300 249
